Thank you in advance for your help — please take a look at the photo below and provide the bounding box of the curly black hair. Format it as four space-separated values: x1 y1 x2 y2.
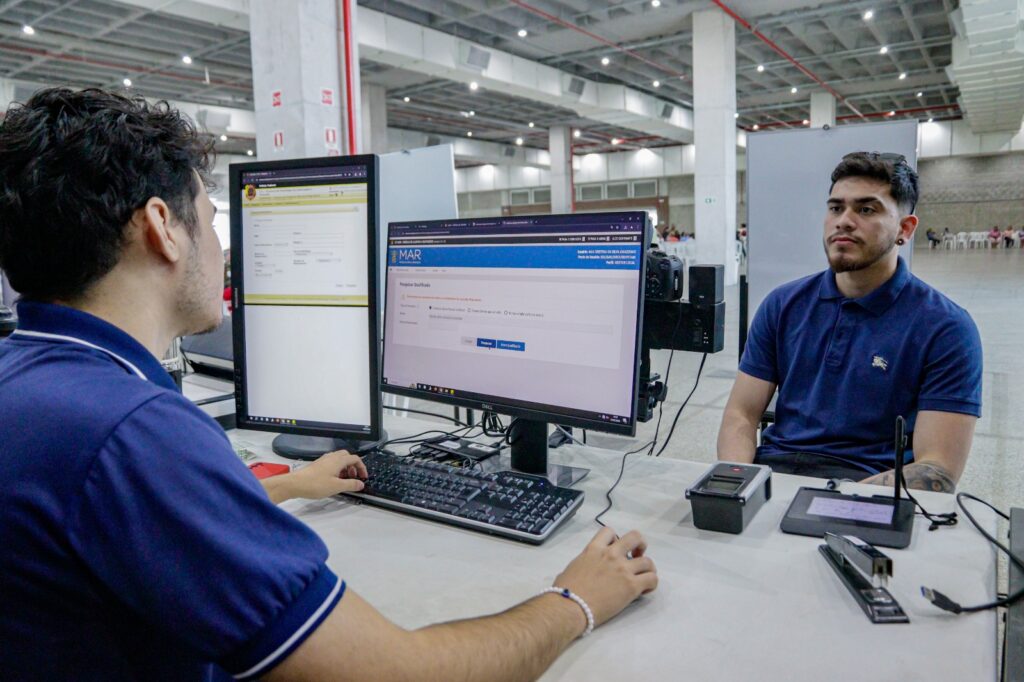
830 151 919 214
0 87 214 301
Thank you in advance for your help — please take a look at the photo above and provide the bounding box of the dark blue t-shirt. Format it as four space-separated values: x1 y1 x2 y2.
740 258 982 474
0 302 344 680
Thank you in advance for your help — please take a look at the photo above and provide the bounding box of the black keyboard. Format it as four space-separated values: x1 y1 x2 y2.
345 450 584 544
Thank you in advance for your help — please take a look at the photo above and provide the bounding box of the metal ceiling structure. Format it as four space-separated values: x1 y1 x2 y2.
0 0 971 155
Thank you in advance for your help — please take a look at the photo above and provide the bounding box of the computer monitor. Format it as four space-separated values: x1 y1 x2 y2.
381 212 649 482
180 315 233 380
230 155 383 460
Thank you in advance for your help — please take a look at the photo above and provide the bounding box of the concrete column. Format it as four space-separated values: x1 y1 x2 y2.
249 0 361 158
361 83 389 153
810 92 836 128
549 125 574 214
0 79 17 113
692 10 737 285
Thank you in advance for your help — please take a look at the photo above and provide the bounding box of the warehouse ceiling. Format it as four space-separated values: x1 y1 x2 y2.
0 0 965 153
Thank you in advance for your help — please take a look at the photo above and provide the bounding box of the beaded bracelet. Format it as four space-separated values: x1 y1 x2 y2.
540 587 595 638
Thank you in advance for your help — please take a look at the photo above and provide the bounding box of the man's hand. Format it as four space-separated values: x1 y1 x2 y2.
860 461 956 493
553 527 658 627
859 411 976 494
262 451 367 503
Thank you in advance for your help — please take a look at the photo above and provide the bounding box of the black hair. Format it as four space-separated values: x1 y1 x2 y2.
0 87 214 301
829 152 919 214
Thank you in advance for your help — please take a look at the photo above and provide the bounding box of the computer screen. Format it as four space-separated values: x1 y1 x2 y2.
230 155 382 449
381 212 648 436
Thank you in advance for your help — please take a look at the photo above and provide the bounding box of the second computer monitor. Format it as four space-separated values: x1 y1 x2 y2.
382 212 648 440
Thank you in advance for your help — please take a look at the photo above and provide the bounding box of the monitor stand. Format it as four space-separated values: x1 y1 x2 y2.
272 431 388 461
509 419 588 487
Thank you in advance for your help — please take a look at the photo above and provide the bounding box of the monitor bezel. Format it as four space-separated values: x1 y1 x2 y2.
229 154 383 441
380 211 650 437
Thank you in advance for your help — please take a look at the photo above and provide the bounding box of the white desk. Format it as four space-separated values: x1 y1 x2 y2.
231 419 997 681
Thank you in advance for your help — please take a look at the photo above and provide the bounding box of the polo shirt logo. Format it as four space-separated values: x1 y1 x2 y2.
872 355 889 371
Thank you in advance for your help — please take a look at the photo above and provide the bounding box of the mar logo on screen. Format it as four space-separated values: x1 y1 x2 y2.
396 248 423 264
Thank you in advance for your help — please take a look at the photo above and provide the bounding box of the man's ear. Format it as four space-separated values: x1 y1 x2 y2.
899 214 919 243
134 197 185 264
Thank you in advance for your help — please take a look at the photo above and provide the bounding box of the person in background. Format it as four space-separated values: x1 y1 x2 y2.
1018 226 1024 248
926 227 941 249
988 226 1002 248
1002 226 1015 249
667 229 681 242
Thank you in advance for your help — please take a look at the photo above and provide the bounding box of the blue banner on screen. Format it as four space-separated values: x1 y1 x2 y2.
388 244 641 270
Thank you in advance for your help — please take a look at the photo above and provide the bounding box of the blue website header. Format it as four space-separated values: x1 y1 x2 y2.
389 212 646 241
388 243 642 270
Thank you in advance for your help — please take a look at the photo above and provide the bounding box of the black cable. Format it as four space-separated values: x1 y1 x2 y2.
384 405 470 427
594 317 686 526
594 438 658 527
654 353 708 457
921 492 1024 615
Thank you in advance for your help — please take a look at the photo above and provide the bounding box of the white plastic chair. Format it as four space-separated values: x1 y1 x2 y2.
942 234 956 250
968 231 987 249
956 232 969 249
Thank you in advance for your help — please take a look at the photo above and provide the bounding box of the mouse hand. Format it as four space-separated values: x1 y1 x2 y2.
552 527 658 629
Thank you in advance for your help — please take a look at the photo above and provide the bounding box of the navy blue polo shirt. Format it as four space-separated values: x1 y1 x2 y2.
0 302 345 681
741 258 982 474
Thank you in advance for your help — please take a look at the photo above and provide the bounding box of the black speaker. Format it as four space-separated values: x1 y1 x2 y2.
689 264 724 306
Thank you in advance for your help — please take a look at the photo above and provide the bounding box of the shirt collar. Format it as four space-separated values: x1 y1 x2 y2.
12 301 180 391
818 257 911 316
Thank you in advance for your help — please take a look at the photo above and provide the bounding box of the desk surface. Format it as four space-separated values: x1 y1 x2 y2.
232 419 997 681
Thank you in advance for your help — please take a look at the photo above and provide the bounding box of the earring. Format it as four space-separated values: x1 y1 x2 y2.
897 238 905 245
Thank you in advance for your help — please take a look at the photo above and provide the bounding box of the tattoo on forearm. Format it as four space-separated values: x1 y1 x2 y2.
865 463 956 493
897 463 956 493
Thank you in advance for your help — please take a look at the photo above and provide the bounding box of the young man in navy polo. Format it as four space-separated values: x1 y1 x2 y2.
0 88 657 681
717 152 982 492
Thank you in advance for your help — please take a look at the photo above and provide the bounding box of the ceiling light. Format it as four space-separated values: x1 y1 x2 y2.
803 119 810 125
916 91 923 97
573 129 581 138
888 110 896 116
898 72 906 80
927 117 933 123
182 55 193 65
756 64 765 73
515 137 524 146
467 131 473 137
601 56 610 66
21 25 35 35
652 80 660 88
517 28 528 38
791 86 798 94
611 138 621 145
863 9 874 20
246 149 254 156
528 121 535 128
879 46 888 54
469 110 475 116
734 112 739 118
122 78 132 87
752 124 759 130
403 96 410 102
651 0 661 6
469 81 479 91
219 134 228 142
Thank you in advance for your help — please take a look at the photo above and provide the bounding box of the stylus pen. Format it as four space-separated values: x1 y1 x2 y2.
893 416 906 508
